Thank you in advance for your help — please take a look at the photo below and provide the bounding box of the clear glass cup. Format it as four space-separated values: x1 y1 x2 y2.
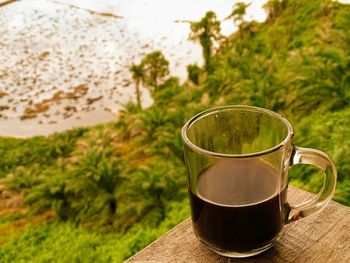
181 105 337 258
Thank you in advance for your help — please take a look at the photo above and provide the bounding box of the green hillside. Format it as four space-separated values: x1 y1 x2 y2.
0 0 349 262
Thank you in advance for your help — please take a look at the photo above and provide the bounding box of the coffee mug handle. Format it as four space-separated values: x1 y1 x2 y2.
286 146 337 223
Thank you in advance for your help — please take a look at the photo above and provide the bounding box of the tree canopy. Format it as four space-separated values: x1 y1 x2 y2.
189 11 222 74
140 51 170 95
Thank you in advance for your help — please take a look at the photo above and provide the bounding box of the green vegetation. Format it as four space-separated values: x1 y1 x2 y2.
0 0 349 262
189 11 222 74
0 199 188 263
129 63 144 109
225 2 251 39
130 51 170 100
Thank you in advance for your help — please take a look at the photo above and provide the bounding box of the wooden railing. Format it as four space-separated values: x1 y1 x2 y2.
126 186 350 262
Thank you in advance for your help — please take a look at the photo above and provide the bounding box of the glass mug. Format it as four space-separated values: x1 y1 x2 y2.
181 105 336 258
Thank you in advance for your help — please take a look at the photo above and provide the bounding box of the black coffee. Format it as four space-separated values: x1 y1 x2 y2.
189 159 288 252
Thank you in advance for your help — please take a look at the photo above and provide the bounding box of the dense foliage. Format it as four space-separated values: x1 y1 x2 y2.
0 0 349 262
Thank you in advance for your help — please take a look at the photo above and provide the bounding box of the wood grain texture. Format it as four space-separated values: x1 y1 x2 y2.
126 186 350 263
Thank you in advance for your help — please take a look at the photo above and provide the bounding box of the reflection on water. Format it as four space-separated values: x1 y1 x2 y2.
0 0 267 137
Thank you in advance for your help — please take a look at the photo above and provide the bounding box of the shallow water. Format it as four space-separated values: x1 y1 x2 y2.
0 0 267 137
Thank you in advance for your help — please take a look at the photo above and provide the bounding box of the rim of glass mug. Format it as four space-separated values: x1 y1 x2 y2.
181 105 294 158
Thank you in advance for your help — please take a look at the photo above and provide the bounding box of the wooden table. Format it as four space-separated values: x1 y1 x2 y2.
126 186 350 263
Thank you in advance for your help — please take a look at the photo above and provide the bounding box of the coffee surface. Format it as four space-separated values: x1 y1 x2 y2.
197 159 279 206
189 159 287 252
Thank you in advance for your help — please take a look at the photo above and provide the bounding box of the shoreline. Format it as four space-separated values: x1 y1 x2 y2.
0 109 117 138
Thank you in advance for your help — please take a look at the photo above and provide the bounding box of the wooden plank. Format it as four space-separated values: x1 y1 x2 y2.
126 186 350 263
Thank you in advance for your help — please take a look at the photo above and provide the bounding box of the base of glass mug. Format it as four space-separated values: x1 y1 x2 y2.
198 236 279 258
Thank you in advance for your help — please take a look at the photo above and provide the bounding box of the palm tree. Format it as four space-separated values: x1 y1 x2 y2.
137 107 170 142
225 2 250 39
23 169 76 220
64 149 126 226
129 63 144 110
189 11 222 74
121 161 184 227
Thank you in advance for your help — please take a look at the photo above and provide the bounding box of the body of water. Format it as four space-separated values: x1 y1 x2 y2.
0 0 267 137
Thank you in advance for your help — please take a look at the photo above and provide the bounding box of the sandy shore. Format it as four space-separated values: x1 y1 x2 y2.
0 0 266 137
